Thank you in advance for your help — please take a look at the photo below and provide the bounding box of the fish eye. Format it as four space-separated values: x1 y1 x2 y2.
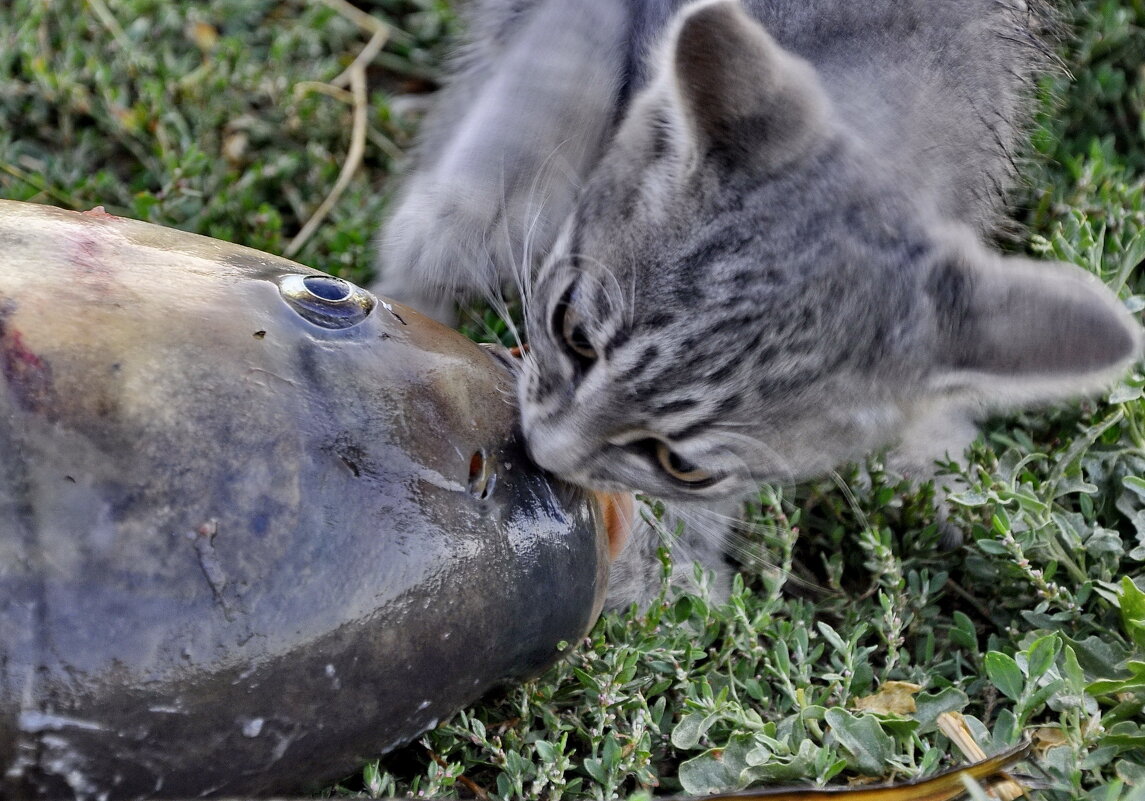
631 437 719 487
302 275 352 301
279 274 375 329
551 283 597 368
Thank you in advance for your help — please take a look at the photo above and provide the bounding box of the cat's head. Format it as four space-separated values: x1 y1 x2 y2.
518 0 1142 500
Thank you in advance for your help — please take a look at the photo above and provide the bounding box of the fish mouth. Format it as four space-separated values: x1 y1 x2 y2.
478 342 633 560
592 491 635 561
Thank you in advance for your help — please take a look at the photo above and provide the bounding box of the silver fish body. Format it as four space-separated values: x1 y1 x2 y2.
0 200 612 799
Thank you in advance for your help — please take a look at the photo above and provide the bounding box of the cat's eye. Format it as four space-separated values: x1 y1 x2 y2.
655 442 714 484
551 284 597 367
628 438 717 487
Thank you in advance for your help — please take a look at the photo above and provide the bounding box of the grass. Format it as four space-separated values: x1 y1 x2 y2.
2 0 1144 798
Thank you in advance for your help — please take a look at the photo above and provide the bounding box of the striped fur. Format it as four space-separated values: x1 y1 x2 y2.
378 0 1141 605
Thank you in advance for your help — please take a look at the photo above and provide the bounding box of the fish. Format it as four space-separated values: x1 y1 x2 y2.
0 200 628 799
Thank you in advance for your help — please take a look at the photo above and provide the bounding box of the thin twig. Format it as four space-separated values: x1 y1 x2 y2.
284 59 369 258
317 0 388 35
284 1 389 259
426 749 489 801
293 81 354 104
368 128 407 163
331 25 389 90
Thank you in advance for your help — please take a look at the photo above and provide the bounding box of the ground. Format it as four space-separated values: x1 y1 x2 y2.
1 1 1144 798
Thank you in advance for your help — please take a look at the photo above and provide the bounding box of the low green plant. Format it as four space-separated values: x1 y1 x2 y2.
1 0 1142 797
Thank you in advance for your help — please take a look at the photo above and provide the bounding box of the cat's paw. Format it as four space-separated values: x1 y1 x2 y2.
369 277 460 329
375 176 512 326
883 448 971 551
935 518 965 550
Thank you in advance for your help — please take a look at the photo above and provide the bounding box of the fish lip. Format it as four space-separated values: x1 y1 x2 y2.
476 342 632 565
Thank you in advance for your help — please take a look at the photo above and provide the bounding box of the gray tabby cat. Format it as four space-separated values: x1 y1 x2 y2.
377 0 1142 606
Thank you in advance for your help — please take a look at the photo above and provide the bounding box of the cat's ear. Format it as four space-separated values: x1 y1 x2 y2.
668 0 828 171
926 250 1142 405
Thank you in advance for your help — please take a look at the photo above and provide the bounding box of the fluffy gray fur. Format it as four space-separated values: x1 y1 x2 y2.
377 0 1143 607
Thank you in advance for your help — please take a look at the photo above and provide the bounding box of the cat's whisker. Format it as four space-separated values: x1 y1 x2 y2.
459 303 499 342
494 295 526 352
514 155 561 313
566 252 629 323
648 500 829 596
473 165 539 352
828 469 872 535
703 427 799 488
514 136 583 326
675 500 834 596
668 502 742 532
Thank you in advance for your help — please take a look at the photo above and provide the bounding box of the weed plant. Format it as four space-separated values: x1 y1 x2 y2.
1 1 1143 798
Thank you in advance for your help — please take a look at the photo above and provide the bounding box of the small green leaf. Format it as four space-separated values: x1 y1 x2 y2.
992 707 1018 744
992 510 1011 535
601 734 621 770
1122 475 1145 501
1101 721 1145 749
978 539 1009 556
824 708 893 775
582 756 606 784
534 740 557 763
915 687 970 733
1062 644 1085 690
984 652 1025 701
671 711 717 750
1027 635 1061 681
816 621 848 654
1062 635 1132 681
678 750 737 795
1088 661 1145 696
950 611 978 650
1118 576 1145 651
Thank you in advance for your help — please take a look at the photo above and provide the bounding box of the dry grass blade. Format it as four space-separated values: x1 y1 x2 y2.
937 712 1028 800
284 34 375 258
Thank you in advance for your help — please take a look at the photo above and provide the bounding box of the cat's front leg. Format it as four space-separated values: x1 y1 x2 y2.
375 0 628 325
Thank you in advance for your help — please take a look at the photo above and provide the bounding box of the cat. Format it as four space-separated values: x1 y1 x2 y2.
375 0 1143 607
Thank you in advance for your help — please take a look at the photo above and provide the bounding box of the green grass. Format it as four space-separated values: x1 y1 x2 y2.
2 1 1144 799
